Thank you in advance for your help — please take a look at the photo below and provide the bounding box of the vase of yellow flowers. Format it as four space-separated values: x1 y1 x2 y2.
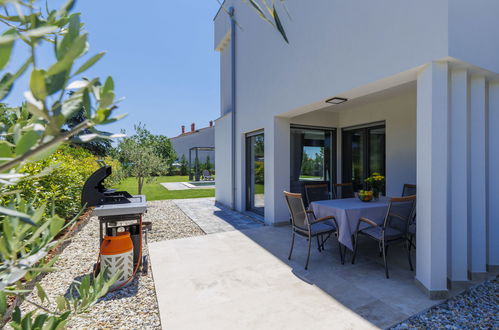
365 173 385 200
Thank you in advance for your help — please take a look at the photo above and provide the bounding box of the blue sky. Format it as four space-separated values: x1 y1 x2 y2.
4 0 221 138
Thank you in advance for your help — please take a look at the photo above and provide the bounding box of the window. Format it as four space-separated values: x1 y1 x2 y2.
290 126 336 198
342 123 386 192
246 131 265 215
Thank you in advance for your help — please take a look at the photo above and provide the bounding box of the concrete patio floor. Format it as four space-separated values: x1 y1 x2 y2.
150 225 442 329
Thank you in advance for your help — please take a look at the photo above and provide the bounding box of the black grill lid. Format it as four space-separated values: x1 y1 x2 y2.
81 165 132 207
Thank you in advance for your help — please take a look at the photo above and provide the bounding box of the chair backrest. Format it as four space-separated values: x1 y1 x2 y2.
402 184 416 197
333 183 354 199
283 191 309 229
383 195 416 234
202 169 211 176
304 184 329 205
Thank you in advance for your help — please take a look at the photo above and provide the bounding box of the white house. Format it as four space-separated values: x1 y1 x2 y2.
170 122 215 165
213 0 499 298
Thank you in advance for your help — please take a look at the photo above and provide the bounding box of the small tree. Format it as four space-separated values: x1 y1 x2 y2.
192 156 201 180
180 154 188 176
204 155 213 173
118 140 167 194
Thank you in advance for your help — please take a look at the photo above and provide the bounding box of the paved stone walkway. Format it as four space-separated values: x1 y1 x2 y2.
173 198 263 234
160 182 215 190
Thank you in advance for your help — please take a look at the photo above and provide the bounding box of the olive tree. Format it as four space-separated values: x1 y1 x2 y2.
0 0 123 327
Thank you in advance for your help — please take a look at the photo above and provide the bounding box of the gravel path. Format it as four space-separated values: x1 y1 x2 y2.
391 276 499 329
19 200 205 329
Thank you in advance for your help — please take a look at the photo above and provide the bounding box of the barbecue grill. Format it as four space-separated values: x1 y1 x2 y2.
81 162 150 287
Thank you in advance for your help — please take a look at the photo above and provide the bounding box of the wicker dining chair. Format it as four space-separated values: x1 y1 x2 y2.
402 184 417 250
304 184 330 206
351 195 416 278
402 183 417 197
284 191 344 270
333 183 354 199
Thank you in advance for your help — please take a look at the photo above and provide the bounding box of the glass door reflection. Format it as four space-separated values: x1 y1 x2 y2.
246 132 265 215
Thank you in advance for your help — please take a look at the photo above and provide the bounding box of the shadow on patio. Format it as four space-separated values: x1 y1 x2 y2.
149 222 438 329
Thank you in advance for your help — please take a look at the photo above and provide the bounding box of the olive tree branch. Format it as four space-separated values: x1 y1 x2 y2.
0 120 92 173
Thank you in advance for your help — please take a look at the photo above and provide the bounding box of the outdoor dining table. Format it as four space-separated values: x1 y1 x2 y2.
310 197 390 251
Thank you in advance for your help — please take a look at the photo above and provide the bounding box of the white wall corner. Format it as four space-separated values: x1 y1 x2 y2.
487 82 499 268
416 61 449 296
264 117 290 225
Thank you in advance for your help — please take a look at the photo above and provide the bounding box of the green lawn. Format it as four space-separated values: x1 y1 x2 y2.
114 176 215 201
255 184 264 194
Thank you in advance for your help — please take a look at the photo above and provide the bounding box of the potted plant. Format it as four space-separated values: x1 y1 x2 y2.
365 173 385 200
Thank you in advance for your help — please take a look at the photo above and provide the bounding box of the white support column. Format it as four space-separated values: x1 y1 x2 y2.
449 70 469 284
469 77 488 278
416 62 449 299
265 117 290 225
487 83 499 270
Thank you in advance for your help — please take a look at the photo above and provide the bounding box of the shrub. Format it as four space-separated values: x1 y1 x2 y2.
7 145 123 219
255 161 264 184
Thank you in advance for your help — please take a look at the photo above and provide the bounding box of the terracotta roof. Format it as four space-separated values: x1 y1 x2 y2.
170 125 214 140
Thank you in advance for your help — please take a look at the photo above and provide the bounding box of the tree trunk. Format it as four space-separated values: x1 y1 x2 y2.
138 177 143 194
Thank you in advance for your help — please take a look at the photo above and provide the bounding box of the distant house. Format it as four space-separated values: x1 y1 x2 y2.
170 122 215 165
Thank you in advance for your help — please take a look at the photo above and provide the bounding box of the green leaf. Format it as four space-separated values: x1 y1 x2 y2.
49 215 65 237
99 91 114 109
102 76 114 96
30 69 48 100
0 33 18 45
58 0 76 17
0 206 34 225
82 88 91 118
56 295 67 312
48 34 87 76
21 311 32 329
93 108 111 124
12 306 21 324
0 57 32 101
24 25 58 38
15 130 40 155
36 282 48 303
0 72 13 100
247 0 272 24
0 290 6 315
32 314 49 329
30 140 62 162
0 141 13 158
0 29 16 70
45 70 69 95
272 6 289 43
98 112 128 125
61 91 83 118
56 13 80 60
74 51 106 75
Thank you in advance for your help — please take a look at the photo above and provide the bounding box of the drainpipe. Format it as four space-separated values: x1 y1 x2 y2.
229 7 237 209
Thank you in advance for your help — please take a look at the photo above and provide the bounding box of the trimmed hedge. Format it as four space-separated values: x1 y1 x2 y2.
8 145 124 219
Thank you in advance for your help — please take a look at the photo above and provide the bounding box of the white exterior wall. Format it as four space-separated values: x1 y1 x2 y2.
215 114 233 208
337 87 417 196
214 0 499 297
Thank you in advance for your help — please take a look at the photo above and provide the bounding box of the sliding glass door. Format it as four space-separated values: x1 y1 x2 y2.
290 126 336 200
342 124 385 192
246 131 265 215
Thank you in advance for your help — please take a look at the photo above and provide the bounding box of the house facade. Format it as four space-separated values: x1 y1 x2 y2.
170 122 215 165
214 0 499 298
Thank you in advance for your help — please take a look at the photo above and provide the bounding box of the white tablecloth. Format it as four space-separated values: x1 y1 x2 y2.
310 197 389 250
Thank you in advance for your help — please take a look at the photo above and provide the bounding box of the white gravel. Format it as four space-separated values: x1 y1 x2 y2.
18 200 205 329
